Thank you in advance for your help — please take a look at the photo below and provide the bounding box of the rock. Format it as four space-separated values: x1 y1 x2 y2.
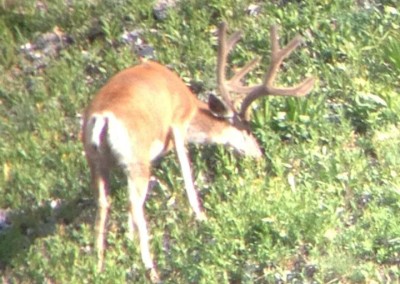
0 209 10 231
120 29 155 59
153 0 179 20
19 26 74 72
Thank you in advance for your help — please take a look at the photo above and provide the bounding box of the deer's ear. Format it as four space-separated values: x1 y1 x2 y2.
208 94 234 118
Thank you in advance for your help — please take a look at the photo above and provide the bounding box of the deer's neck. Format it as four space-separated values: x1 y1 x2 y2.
187 105 233 145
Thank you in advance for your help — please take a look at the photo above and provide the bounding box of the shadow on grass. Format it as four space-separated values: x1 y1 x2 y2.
0 197 96 272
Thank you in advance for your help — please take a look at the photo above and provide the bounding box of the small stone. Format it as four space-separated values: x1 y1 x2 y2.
153 0 178 20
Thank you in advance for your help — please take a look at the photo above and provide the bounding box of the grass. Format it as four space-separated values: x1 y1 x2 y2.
1 0 400 283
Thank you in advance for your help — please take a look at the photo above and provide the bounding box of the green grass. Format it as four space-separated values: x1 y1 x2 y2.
1 0 400 283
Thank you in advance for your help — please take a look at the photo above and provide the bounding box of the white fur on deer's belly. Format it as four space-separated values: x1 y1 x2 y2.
186 130 209 144
149 140 165 161
105 112 133 167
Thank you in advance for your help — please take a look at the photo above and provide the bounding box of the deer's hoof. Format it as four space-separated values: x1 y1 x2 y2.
146 267 160 283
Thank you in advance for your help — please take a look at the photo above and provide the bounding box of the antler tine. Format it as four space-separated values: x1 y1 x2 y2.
264 25 303 86
217 22 262 111
239 76 315 120
239 25 315 120
229 57 261 91
217 22 236 110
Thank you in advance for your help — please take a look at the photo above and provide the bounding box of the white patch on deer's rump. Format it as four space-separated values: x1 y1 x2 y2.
104 112 133 167
88 114 107 149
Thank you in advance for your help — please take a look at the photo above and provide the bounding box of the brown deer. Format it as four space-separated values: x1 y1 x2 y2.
82 22 314 281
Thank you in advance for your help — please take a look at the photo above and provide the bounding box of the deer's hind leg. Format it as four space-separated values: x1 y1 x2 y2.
90 163 111 272
127 163 159 281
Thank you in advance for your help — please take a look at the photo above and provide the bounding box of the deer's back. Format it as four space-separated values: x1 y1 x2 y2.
83 61 198 164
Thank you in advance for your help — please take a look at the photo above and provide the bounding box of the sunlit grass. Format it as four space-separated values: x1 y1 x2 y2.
1 0 400 282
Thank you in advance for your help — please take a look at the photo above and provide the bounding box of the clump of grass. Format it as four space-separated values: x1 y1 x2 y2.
385 32 400 71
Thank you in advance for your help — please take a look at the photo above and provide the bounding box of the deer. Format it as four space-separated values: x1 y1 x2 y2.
81 22 314 282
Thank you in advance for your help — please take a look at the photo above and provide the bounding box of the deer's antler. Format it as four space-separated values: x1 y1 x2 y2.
217 22 315 120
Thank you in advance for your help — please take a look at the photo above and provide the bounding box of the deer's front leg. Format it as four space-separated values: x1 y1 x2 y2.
172 127 206 221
